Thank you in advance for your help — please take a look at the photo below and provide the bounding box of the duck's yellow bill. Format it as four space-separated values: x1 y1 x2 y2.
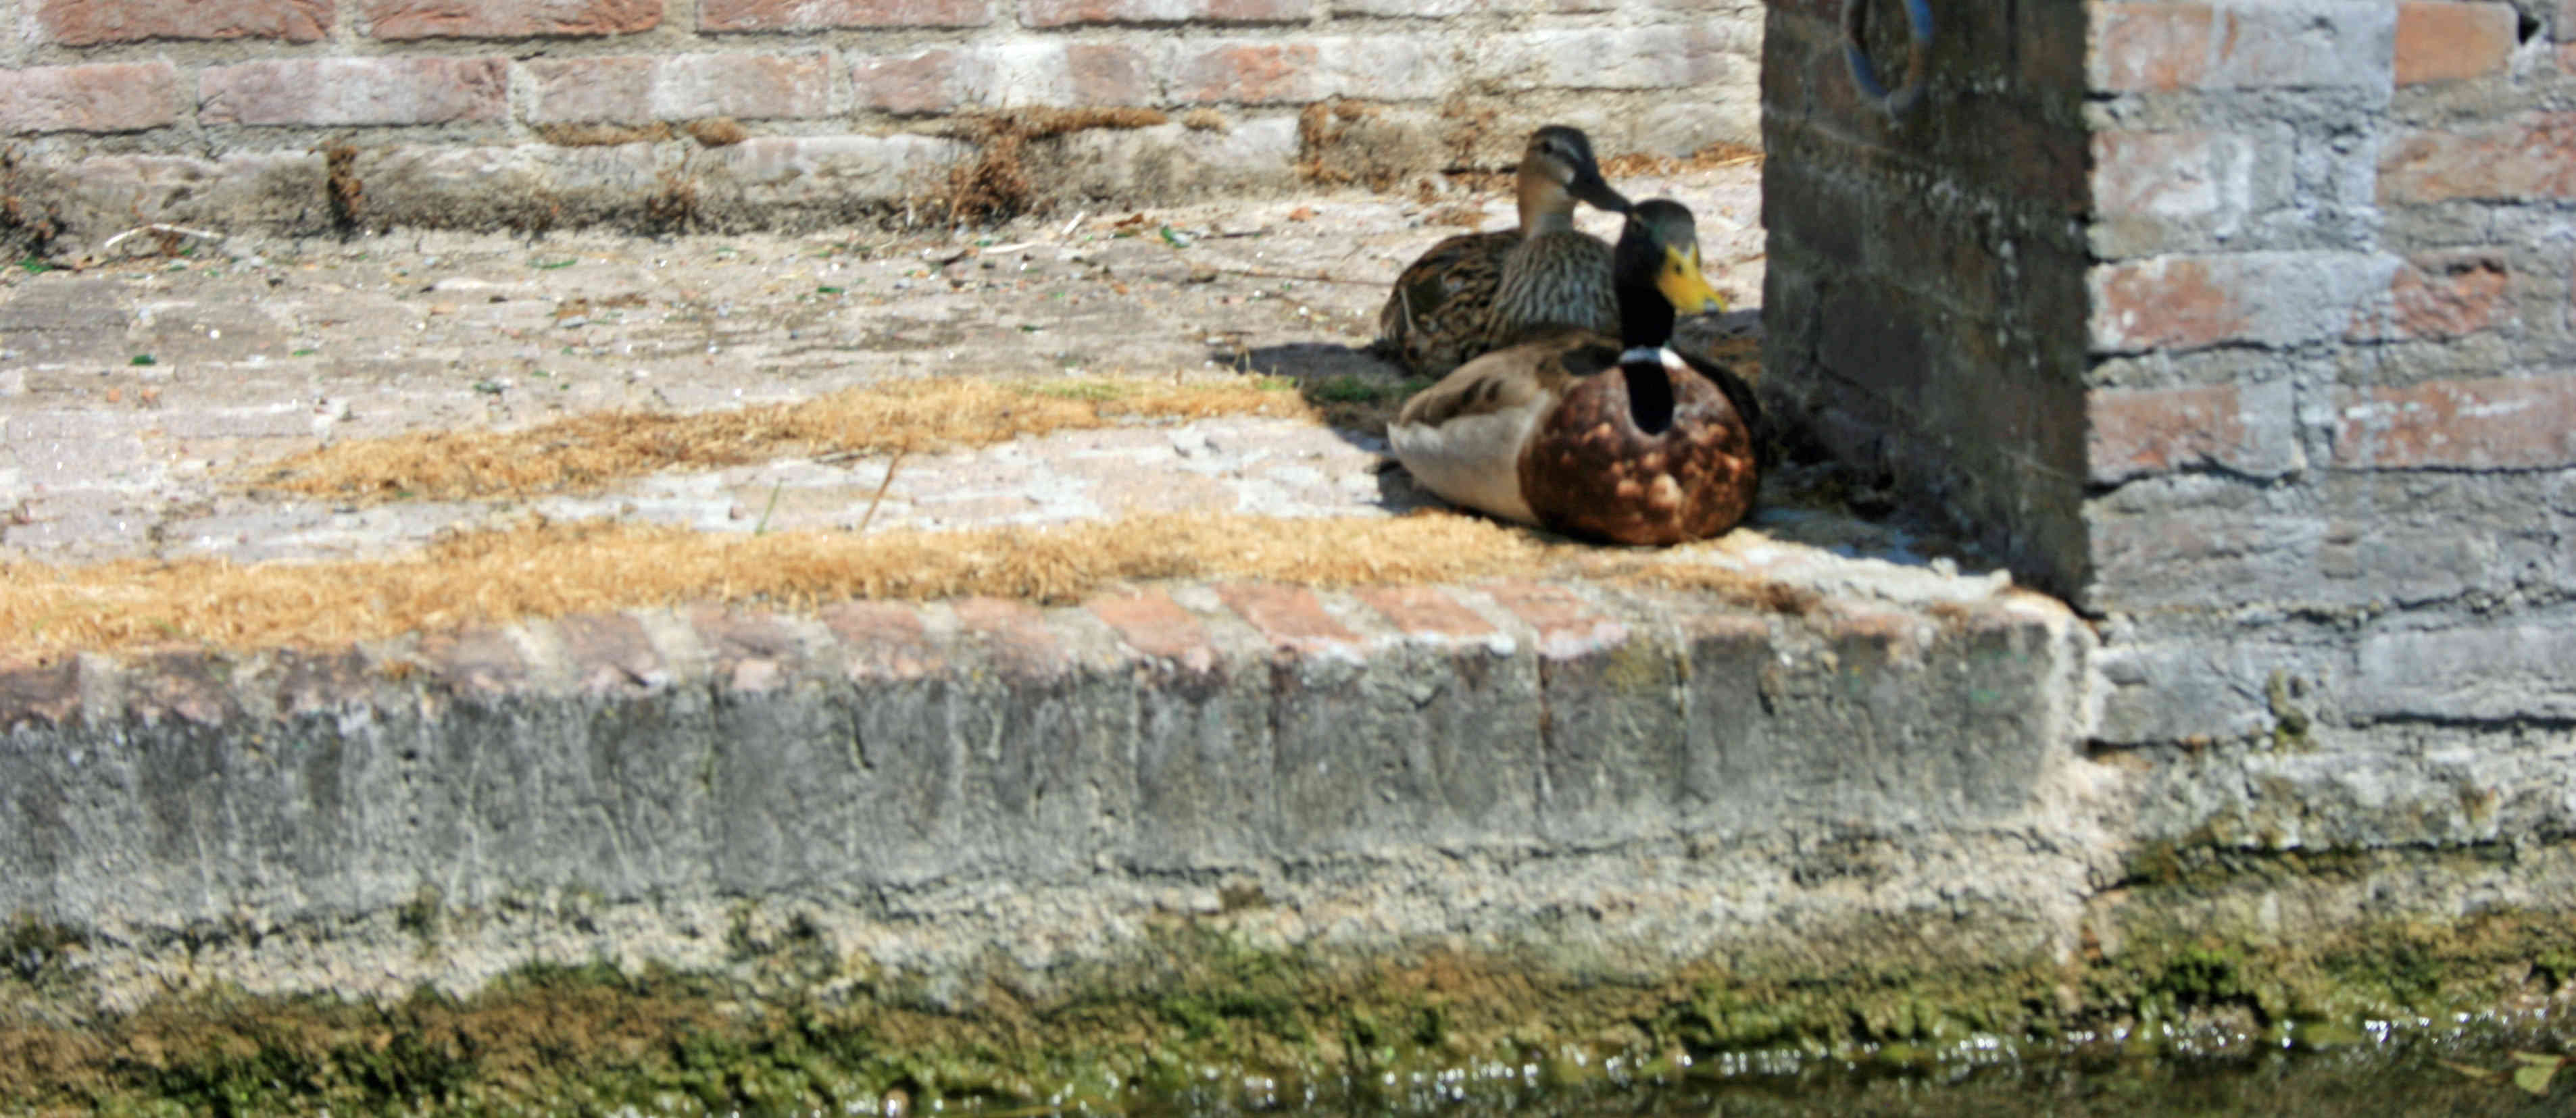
1657 246 1727 314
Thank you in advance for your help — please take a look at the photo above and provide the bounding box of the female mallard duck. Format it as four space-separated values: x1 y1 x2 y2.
1389 198 1762 546
1374 126 1633 378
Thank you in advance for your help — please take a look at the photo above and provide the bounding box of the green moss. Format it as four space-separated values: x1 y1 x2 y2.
2266 669 2312 750
11 844 2576 1114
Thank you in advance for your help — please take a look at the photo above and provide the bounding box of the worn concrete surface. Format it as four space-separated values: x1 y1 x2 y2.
0 163 1764 567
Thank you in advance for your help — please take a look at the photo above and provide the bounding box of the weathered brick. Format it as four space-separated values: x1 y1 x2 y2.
2090 1 2394 93
1216 583 1358 655
953 596 1065 678
818 600 941 679
0 658 82 730
2089 252 2397 353
418 626 526 697
1488 26 1736 91
201 59 507 126
689 605 806 693
701 0 988 30
850 49 960 114
1172 36 1440 103
1024 0 1308 26
367 0 658 39
36 0 330 43
527 54 829 123
1354 586 1495 640
706 134 965 206
1066 43 1158 105
1089 590 1213 667
2331 377 2576 469
2092 130 2222 221
2381 114 2576 203
2088 383 2302 484
2346 252 2509 341
0 63 179 134
2355 621 2576 721
556 613 666 696
849 43 1150 112
132 653 241 726
1480 581 1627 659
2394 1 2515 84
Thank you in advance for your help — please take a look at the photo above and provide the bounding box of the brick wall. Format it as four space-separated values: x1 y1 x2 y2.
1766 0 2576 838
0 0 1759 245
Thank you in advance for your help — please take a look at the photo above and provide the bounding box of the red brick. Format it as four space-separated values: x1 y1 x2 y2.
528 54 829 123
953 596 1064 678
556 613 665 695
0 658 82 729
36 0 330 44
819 601 941 679
1174 43 1318 103
2347 252 2510 341
2091 3 2216 91
688 605 804 693
2395 1 2515 83
0 63 179 134
1481 581 1627 659
851 49 959 114
2381 114 2576 203
2333 378 2576 469
1068 43 1157 105
201 58 507 126
419 626 526 696
2089 257 2250 352
2089 2 2387 93
701 0 988 30
132 652 239 726
2091 130 2218 221
1089 591 1214 669
1354 586 1495 640
2087 384 2248 482
1024 0 1306 24
367 0 658 39
1217 583 1358 654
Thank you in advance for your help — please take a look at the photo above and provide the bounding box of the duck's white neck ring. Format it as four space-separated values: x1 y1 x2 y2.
1619 345 1670 366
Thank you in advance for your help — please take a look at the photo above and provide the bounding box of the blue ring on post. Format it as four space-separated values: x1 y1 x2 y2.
1842 0 1935 122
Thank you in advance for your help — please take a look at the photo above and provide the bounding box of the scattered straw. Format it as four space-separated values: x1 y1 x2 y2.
1599 141 1766 180
255 378 1319 506
0 513 1793 663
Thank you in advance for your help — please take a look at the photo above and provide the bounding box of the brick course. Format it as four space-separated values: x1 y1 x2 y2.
0 64 181 134
36 0 332 44
366 0 660 39
527 54 832 122
201 59 508 126
699 0 993 30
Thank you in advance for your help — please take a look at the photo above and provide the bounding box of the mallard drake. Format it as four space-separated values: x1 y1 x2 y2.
1389 198 1761 547
1374 126 1633 378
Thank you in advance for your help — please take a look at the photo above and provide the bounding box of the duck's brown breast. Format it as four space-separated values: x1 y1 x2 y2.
1518 363 1758 546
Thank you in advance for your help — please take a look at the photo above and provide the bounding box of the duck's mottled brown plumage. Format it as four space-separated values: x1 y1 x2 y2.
1518 350 1757 545
1374 126 1629 379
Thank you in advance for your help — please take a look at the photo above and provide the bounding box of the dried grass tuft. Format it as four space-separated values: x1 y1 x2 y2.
0 513 1812 663
930 107 1170 225
1598 141 1766 180
254 377 1317 506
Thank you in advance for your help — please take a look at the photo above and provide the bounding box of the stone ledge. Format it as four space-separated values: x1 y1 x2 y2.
0 576 2096 944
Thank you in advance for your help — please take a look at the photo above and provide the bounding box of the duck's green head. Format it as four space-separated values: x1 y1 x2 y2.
1616 198 1726 316
1517 126 1632 218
